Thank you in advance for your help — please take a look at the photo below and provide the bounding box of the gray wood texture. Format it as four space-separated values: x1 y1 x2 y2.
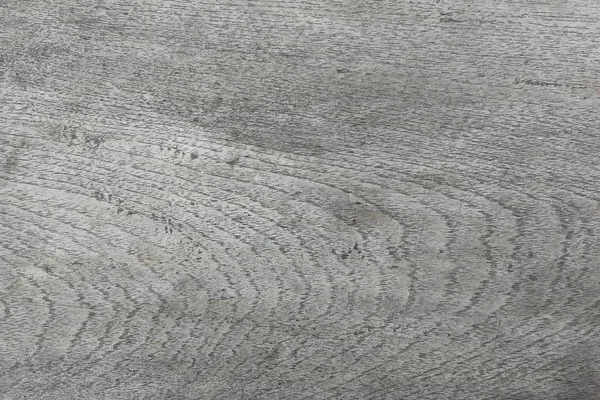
1 1 600 399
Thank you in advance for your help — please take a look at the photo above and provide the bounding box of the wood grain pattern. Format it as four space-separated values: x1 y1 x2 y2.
1 0 600 399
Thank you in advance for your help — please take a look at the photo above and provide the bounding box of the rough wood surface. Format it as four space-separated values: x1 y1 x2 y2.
1 1 600 399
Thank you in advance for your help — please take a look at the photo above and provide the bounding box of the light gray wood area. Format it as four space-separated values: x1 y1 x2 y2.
1 1 600 399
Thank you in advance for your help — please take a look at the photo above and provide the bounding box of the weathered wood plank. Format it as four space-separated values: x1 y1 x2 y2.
1 0 599 399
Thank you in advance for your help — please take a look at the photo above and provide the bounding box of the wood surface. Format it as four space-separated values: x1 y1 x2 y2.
1 0 600 399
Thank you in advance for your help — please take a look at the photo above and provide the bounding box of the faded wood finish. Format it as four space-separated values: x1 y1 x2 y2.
1 1 600 399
